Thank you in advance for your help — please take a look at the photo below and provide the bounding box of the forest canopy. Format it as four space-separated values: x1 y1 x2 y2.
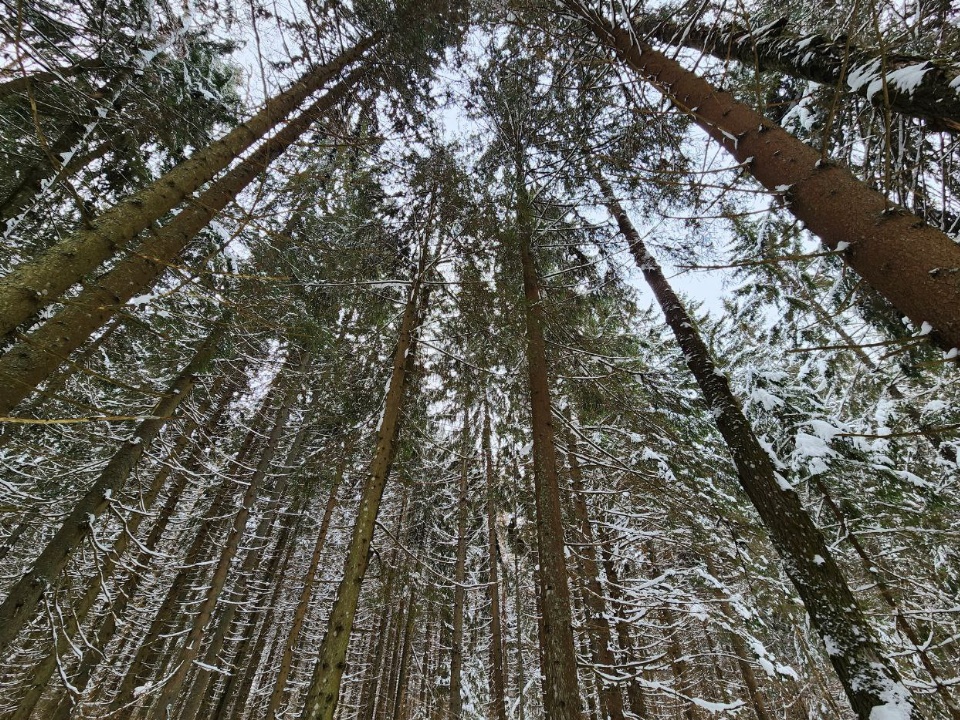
0 1 958 720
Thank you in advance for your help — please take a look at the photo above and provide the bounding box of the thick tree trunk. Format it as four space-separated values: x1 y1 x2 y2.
482 404 509 720
145 351 311 719
109 379 280 712
0 326 224 656
0 36 376 340
515 159 583 720
298 250 428 720
567 1 960 353
630 15 960 132
563 418 626 720
9 374 233 720
449 411 471 720
263 445 350 720
593 171 914 720
0 69 365 416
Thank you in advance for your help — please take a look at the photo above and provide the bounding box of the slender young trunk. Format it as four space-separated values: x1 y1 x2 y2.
703 556 772 720
263 445 350 720
392 585 418 720
298 247 430 720
109 380 280 712
594 171 913 720
9 375 232 720
595 525 646 719
449 411 471 720
0 36 376 340
513 544 527 720
628 15 960 132
0 326 224 656
567 2 960 352
0 69 366 416
563 417 626 720
515 157 583 720
482 404 509 720
379 595 409 720
146 351 311 720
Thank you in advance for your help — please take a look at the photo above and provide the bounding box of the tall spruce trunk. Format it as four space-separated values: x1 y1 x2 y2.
298 250 429 720
0 36 376 340
629 15 960 132
0 69 365 416
0 326 224 656
514 160 583 720
565 1 960 352
145 351 311 720
563 417 626 720
263 445 350 720
593 171 914 720
449 411 471 720
482 404 509 720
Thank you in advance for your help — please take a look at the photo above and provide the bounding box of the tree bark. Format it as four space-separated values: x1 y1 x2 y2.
0 325 225 656
145 351 311 719
298 247 429 720
515 156 584 720
566 1 960 353
593 170 914 720
482 403 509 720
0 68 366 416
449 410 471 720
0 36 376 340
630 14 960 132
392 585 418 720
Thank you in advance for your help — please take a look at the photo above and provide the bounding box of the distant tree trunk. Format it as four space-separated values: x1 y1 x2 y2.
0 69 366 416
145 351 311 720
0 36 377 341
0 325 225 656
392 585 418 720
515 154 583 720
592 169 914 720
263 442 351 720
566 1 960 353
483 403 509 720
109 377 282 712
449 410 471 720
380 594 409 720
563 415 626 720
298 244 431 720
628 15 960 132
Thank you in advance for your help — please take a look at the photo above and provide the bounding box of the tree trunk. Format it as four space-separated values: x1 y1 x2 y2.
593 170 914 720
0 57 105 99
0 325 225 656
145 351 311 719
0 69 366 416
0 36 376 340
297 247 429 720
392 585 418 720
567 2 960 353
629 14 960 132
482 403 509 720
263 443 351 720
449 410 471 720
563 416 626 720
515 155 583 720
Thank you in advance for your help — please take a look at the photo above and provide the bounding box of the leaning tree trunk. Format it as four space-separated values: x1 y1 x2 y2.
0 36 377 340
263 443 351 720
0 325 225 656
563 415 626 720
8 373 235 720
449 410 471 720
629 14 960 132
145 351 311 720
0 69 366 416
482 403 509 720
564 0 960 354
514 156 584 720
298 247 430 720
593 169 914 720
